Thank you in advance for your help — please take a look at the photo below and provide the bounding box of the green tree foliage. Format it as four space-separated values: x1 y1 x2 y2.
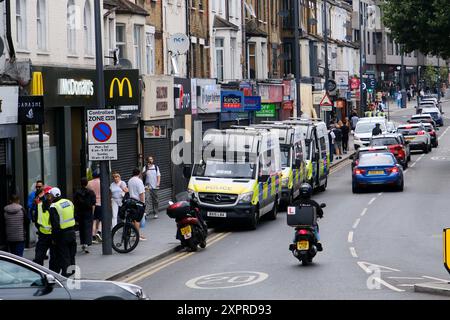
382 0 450 58
423 65 438 87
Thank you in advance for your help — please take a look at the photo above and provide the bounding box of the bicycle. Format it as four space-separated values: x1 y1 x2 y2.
111 198 143 253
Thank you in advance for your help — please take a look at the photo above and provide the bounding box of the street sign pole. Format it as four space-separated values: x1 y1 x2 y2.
94 0 112 255
293 0 302 117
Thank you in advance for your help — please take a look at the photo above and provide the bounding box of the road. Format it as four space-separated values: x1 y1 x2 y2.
118 99 450 299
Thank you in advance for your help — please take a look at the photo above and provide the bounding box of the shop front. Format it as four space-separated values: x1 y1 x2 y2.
142 75 174 205
191 79 221 134
0 86 19 250
280 80 295 121
255 82 284 124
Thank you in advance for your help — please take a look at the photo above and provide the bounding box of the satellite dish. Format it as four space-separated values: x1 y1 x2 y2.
167 33 189 55
119 59 133 69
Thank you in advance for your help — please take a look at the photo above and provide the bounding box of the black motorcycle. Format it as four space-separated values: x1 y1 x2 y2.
288 203 325 266
167 192 208 252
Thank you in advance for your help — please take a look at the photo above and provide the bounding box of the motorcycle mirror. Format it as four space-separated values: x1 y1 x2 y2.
320 203 326 208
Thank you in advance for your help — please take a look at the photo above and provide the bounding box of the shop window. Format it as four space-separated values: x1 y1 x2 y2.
43 110 58 188
26 125 42 192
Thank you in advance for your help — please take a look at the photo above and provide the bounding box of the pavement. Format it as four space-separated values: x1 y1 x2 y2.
22 145 355 281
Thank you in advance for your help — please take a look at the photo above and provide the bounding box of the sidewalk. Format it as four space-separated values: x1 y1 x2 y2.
23 150 354 281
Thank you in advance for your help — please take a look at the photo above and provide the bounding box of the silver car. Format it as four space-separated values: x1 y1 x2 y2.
397 123 432 154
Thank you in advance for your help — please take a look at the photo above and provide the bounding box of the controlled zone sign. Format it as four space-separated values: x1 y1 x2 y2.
87 109 117 161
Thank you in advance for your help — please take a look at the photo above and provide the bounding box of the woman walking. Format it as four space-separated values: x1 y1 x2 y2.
333 122 343 160
4 195 28 257
110 172 128 228
341 118 350 154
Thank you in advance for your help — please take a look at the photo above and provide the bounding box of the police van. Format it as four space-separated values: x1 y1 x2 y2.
283 118 330 192
251 122 307 208
186 127 282 230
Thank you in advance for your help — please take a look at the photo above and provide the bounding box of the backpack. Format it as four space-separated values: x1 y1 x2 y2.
142 164 160 184
74 188 95 212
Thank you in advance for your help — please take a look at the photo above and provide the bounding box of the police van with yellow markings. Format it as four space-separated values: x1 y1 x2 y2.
186 127 282 230
283 118 330 192
251 123 307 208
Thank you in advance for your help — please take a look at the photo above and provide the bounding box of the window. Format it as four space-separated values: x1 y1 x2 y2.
108 18 115 52
248 42 256 79
116 23 126 59
387 34 393 55
230 38 236 79
198 0 203 11
134 25 143 71
83 0 93 55
16 0 27 49
367 32 370 55
272 44 278 76
283 42 292 75
215 38 224 81
211 0 216 12
67 0 76 54
228 0 234 18
200 44 205 78
0 259 44 288
145 31 155 75
372 32 376 55
36 0 47 50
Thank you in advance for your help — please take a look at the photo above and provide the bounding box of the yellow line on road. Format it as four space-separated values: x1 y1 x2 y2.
126 232 232 284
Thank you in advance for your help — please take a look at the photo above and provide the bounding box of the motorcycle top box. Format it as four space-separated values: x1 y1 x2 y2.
286 206 317 227
167 201 191 219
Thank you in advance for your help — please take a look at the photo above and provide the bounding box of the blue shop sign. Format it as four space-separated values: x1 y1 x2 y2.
221 90 244 112
244 96 262 111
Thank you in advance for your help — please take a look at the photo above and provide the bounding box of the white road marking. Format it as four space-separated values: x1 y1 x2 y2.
357 262 404 292
410 163 416 168
348 231 354 243
398 284 415 287
350 247 358 258
378 192 383 196
404 169 408 174
422 276 449 283
418 155 424 161
387 277 423 280
368 197 376 205
357 261 401 273
353 218 361 229
361 208 368 216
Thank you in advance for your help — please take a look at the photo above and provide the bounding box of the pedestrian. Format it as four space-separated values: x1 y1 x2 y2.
73 177 96 253
4 194 28 257
142 156 161 219
27 180 44 222
128 168 147 241
341 118 350 154
396 90 402 108
110 172 128 228
328 126 336 163
87 169 102 243
334 122 343 160
33 185 57 270
351 112 359 131
407 89 411 102
372 123 382 136
48 187 77 277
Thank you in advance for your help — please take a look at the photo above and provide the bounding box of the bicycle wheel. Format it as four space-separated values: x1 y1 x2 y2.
112 222 140 253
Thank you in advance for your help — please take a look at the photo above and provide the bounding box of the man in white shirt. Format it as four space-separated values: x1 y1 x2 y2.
142 156 161 219
128 168 146 241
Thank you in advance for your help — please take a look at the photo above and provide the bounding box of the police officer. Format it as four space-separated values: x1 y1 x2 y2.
291 183 324 251
33 186 56 270
48 187 77 277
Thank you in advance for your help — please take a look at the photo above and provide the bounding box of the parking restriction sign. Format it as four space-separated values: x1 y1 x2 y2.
87 109 117 160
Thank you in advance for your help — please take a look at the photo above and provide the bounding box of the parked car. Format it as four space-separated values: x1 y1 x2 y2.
350 146 389 170
408 114 437 130
397 123 432 154
422 122 439 148
0 251 148 300
369 134 410 169
421 106 444 127
352 152 404 193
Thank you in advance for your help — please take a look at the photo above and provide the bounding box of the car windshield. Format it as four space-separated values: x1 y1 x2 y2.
398 127 422 135
359 153 395 166
371 138 399 146
193 161 256 179
280 145 291 168
355 122 386 134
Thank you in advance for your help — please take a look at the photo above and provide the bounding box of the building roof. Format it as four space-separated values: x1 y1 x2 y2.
104 0 148 16
213 15 239 31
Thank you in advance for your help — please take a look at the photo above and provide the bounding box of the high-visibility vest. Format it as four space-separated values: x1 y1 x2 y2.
50 199 76 230
365 111 373 117
37 202 52 235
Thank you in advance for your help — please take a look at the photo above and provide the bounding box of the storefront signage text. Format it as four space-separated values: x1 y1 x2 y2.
256 103 276 118
244 96 262 111
58 79 94 96
221 91 244 112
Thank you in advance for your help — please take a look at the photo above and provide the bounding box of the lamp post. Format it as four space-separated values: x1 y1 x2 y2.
94 0 112 255
293 0 302 117
359 0 365 116
400 45 407 108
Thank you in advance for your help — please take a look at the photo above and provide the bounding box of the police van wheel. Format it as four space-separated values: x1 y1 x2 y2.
318 178 328 192
248 208 260 230
267 199 278 221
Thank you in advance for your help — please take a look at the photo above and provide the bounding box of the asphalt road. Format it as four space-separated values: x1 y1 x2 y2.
120 99 450 300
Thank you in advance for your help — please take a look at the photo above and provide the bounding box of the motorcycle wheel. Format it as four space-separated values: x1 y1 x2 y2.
301 256 309 266
199 240 206 248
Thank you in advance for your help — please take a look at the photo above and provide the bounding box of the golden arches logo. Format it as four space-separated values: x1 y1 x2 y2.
32 72 44 96
109 77 133 99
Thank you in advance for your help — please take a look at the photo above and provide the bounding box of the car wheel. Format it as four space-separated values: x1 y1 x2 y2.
397 179 404 192
402 161 408 170
424 145 429 154
407 154 411 162
352 182 359 194
318 177 328 192
248 207 260 230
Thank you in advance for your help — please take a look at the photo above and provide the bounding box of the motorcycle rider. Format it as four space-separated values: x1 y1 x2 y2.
291 183 324 251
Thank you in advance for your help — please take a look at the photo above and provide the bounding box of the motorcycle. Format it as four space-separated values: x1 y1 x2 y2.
167 192 208 252
288 203 326 266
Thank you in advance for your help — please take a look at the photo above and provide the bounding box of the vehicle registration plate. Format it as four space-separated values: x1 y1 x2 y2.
181 225 192 236
297 241 309 250
405 137 414 141
207 212 227 218
368 170 384 175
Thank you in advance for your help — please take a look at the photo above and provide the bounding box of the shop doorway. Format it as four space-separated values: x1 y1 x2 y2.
71 108 87 191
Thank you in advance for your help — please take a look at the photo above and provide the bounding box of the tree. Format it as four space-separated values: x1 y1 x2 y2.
422 65 438 88
382 0 450 59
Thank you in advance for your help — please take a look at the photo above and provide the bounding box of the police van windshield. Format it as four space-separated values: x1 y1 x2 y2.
280 145 291 168
193 160 256 179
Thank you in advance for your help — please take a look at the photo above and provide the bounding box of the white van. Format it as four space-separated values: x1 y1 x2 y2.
354 117 388 149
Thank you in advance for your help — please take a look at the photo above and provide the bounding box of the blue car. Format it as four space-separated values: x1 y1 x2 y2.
352 152 404 193
421 107 444 127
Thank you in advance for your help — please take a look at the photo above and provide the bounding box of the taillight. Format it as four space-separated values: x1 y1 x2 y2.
430 131 436 136
298 229 308 235
354 168 366 175
417 130 426 135
386 167 399 174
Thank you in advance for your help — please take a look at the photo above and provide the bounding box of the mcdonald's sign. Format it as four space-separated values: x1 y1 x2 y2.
104 69 139 106
32 72 44 96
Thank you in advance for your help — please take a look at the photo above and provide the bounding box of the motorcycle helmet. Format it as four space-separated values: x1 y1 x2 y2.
299 183 313 199
167 201 191 219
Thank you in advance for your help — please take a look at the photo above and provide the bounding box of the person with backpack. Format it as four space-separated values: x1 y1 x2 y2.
333 122 343 160
142 156 161 219
73 177 96 253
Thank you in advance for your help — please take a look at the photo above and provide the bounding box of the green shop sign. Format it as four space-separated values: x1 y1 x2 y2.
256 103 276 117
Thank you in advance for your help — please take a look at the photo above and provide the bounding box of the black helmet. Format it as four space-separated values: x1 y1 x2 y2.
299 183 313 198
